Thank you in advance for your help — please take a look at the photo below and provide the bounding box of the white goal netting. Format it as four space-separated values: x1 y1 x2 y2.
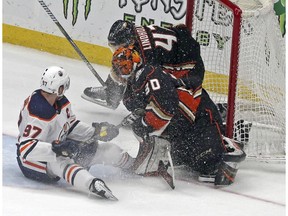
186 0 285 160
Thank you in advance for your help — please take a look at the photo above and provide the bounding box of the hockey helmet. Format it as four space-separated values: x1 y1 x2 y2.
40 66 70 97
111 46 141 83
108 20 135 50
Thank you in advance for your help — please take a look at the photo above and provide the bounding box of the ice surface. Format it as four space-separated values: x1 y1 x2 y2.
2 43 286 216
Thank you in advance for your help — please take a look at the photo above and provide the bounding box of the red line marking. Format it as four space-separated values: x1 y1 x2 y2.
177 177 285 207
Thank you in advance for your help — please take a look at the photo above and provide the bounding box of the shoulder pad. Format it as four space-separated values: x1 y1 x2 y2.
27 90 70 120
133 65 155 88
57 95 70 107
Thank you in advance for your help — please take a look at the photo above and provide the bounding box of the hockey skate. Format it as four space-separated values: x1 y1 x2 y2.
81 86 123 110
89 178 118 201
81 86 117 110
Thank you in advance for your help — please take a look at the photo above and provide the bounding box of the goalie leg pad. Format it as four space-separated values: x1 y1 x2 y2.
214 137 246 185
131 139 154 174
132 136 175 189
214 160 239 185
133 136 171 174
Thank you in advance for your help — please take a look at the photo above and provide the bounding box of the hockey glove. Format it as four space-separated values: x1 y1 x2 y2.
120 108 145 127
52 139 80 158
132 117 154 139
92 122 119 142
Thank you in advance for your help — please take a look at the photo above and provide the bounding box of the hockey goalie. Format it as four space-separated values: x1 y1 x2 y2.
110 46 246 187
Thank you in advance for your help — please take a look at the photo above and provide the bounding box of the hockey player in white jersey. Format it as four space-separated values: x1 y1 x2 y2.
17 66 134 201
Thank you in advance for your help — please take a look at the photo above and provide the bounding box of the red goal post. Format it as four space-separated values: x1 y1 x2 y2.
185 0 285 160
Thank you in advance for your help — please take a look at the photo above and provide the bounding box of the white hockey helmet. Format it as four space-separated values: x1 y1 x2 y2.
40 66 70 97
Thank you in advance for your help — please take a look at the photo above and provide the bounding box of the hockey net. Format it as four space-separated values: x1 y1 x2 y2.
186 0 285 160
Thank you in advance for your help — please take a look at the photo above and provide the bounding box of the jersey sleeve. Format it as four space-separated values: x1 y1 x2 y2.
123 78 147 111
170 25 205 90
67 121 95 142
57 96 95 142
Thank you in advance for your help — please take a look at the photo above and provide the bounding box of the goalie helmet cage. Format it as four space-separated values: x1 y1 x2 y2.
186 0 285 160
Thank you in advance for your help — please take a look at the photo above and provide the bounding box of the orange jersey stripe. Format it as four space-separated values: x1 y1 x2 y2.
145 111 169 130
177 90 201 113
20 140 35 153
23 160 46 171
66 165 79 183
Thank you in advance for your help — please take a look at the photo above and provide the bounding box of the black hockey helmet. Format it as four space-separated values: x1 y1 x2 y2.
108 20 135 49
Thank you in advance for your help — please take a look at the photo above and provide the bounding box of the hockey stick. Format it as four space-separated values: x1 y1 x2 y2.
37 0 106 86
157 160 175 189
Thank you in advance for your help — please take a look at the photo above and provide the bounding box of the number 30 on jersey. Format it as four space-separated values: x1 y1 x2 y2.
145 79 161 95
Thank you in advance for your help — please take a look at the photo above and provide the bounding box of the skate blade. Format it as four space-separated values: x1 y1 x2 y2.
104 192 119 201
81 94 117 110
89 187 119 201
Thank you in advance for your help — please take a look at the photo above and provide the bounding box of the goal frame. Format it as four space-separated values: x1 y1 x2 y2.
186 0 242 139
185 0 285 160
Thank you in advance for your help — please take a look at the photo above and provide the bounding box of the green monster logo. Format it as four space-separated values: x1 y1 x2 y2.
63 0 91 26
274 0 286 37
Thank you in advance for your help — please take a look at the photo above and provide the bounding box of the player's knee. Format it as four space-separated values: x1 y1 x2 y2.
96 143 126 165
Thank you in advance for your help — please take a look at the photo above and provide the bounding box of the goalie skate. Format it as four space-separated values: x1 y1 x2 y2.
89 178 118 201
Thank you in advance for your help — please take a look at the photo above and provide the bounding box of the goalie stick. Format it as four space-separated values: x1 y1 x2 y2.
157 155 175 189
37 0 105 86
144 160 175 190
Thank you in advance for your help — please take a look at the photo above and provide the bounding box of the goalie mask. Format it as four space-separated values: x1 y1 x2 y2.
108 20 136 51
40 66 70 97
111 46 142 84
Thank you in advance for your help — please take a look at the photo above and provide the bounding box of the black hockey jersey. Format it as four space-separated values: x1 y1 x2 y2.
123 62 225 142
133 24 205 91
123 65 178 136
134 24 200 66
123 63 206 139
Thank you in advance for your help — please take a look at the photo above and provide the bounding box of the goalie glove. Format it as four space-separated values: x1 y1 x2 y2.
92 122 119 142
52 139 80 158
